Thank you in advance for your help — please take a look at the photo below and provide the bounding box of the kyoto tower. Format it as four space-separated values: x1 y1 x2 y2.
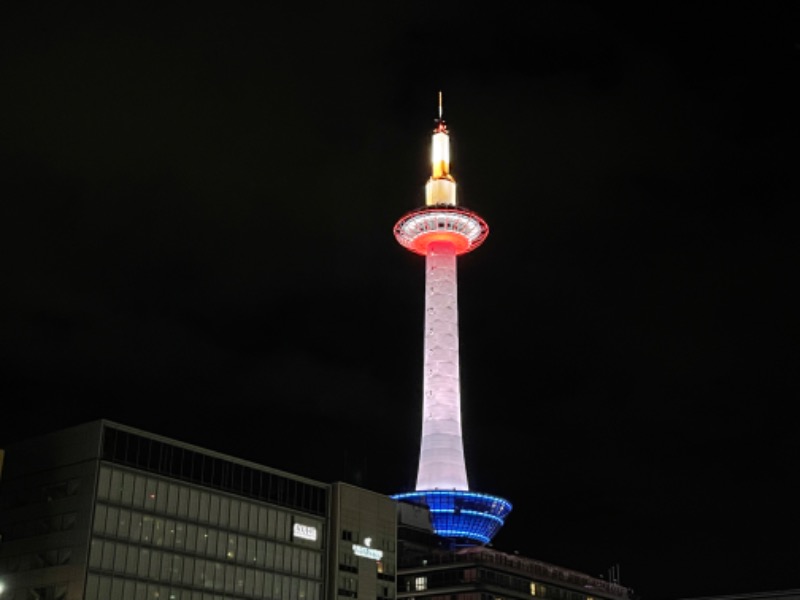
392 94 512 547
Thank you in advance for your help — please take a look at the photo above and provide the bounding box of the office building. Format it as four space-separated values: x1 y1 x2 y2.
0 420 396 600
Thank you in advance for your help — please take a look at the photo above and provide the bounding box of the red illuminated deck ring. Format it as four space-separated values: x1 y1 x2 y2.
394 206 489 256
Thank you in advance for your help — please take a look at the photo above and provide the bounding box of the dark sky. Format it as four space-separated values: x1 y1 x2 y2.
1 3 798 599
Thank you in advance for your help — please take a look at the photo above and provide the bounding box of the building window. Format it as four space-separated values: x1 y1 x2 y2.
415 576 427 591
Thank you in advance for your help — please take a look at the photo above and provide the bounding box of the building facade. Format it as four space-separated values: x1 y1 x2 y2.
0 420 396 600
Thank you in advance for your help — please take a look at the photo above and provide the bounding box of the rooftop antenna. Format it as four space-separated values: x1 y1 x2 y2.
438 90 443 120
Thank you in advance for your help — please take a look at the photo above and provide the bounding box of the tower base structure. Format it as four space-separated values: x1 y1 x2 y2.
392 490 512 547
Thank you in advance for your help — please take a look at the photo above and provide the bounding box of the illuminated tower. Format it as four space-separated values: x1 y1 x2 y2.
392 94 512 547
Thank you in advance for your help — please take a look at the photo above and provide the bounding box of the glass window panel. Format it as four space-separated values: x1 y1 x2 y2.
256 540 266 568
257 507 268 536
93 504 107 534
247 503 258 534
113 543 127 572
194 558 207 588
195 526 208 555
189 489 200 519
234 566 245 594
146 584 161 600
165 519 176 548
122 580 136 599
246 538 256 566
101 540 115 570
230 499 241 530
130 511 143 543
237 535 247 562
267 509 276 538
299 578 307 600
291 577 299 600
156 481 169 513
108 577 123 600
209 495 220 525
153 517 165 546
216 532 227 560
178 486 189 517
292 547 300 573
109 470 123 503
218 497 229 528
198 492 210 523
275 511 286 540
121 472 135 505
125 543 138 575
225 565 236 594
118 508 131 539
142 515 154 544
276 544 287 572
98 575 111 599
254 570 264 598
213 562 224 591
85 573 99 600
225 534 237 561
137 549 150 578
174 522 186 551
207 529 218 558
182 556 195 586
272 574 284 599
149 550 162 580
172 554 183 584
265 541 275 570
89 539 102 568
106 507 120 537
186 523 197 552
135 581 147 600
160 552 172 580
244 567 255 595
167 484 180 516
144 478 158 511
299 549 308 577
134 475 146 508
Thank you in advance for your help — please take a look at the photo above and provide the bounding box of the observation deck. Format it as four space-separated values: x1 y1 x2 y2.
394 205 489 256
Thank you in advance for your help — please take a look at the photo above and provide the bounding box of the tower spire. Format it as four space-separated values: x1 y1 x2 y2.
427 92 455 206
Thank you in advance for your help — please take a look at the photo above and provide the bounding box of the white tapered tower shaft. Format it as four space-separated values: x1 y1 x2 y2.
418 239 468 490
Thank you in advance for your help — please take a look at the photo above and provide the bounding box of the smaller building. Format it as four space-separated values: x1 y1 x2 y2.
396 500 633 600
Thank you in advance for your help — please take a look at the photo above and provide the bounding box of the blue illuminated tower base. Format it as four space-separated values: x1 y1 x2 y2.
392 490 512 547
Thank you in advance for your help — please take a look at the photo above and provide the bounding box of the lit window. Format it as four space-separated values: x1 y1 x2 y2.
530 583 537 596
414 577 427 591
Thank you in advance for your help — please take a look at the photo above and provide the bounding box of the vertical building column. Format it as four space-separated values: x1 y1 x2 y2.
416 240 469 491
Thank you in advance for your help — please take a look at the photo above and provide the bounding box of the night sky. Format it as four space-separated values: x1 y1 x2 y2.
1 3 798 600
